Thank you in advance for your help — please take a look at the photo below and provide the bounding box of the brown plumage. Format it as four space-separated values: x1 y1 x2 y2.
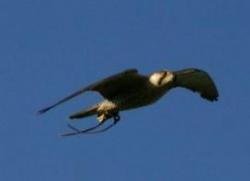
38 68 219 136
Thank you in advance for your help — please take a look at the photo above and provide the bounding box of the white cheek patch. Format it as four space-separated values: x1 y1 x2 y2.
149 73 162 86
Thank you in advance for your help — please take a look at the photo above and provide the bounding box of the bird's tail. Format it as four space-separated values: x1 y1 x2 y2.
69 105 98 120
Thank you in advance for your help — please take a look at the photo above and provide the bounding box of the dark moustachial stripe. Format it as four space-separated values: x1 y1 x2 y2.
158 72 167 86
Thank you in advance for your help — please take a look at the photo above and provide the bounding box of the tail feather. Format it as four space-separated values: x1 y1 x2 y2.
69 106 98 120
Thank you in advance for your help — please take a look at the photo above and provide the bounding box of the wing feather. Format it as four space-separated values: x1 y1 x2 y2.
87 69 145 98
173 68 219 101
38 69 145 114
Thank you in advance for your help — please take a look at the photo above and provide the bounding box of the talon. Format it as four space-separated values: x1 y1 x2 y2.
97 113 106 122
113 114 120 123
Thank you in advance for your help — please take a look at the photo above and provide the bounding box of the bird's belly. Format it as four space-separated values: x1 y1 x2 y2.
116 89 168 110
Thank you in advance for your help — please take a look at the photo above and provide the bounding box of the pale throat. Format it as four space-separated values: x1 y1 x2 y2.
149 73 162 86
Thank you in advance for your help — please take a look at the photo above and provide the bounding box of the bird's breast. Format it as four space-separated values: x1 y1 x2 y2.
113 86 170 110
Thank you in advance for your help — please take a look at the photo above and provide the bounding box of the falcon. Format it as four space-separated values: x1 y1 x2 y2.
38 68 219 136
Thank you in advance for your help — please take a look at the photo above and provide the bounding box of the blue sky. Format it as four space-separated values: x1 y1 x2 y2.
1 0 250 180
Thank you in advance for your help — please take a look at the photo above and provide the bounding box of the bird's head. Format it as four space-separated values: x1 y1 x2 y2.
149 70 175 87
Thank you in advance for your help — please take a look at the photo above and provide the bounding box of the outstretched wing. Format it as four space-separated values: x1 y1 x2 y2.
38 69 145 114
173 68 219 101
86 69 146 99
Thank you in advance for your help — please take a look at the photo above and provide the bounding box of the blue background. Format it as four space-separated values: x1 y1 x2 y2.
1 0 249 180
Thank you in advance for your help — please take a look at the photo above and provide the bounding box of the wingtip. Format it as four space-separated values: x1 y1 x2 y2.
206 95 219 102
37 106 53 115
211 98 218 102
201 93 219 102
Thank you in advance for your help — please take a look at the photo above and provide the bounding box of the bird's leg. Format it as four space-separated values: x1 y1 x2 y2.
97 111 120 123
61 112 121 136
97 113 108 122
81 112 120 134
60 111 121 137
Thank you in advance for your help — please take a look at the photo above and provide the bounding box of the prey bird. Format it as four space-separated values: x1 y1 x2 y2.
38 68 219 136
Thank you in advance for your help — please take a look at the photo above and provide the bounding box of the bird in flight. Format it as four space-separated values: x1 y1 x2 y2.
38 68 219 136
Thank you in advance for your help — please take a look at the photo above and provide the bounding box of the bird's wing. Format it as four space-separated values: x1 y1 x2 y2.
87 69 146 99
173 68 219 101
38 69 146 114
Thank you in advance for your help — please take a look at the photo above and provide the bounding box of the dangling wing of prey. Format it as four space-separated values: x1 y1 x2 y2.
173 68 219 101
38 69 147 114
